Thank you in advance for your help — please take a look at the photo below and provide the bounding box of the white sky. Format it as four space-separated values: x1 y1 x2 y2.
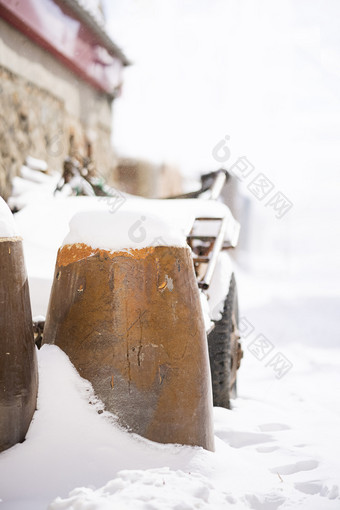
104 0 340 176
103 0 340 276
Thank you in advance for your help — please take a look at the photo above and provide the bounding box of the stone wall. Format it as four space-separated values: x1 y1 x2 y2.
0 66 66 200
0 18 183 202
0 19 116 200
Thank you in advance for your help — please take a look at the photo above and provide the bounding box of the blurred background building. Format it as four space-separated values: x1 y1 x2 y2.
0 0 184 201
0 0 130 200
1 0 339 285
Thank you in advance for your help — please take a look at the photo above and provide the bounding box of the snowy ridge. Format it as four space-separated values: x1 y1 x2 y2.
49 468 235 510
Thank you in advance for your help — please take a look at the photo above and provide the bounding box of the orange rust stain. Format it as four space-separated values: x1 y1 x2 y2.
57 243 156 267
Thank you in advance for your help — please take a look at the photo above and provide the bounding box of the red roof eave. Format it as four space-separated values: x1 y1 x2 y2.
0 0 128 96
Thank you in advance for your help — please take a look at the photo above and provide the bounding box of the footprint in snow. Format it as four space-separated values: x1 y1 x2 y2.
295 481 339 500
256 445 279 453
258 423 290 432
245 492 286 510
271 459 319 475
215 430 273 448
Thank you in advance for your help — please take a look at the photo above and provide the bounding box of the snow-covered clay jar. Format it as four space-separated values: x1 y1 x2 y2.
43 210 215 451
0 197 38 452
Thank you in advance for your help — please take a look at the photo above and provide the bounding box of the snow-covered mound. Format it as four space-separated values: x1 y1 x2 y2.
0 197 18 238
62 209 187 252
8 160 60 212
49 468 234 510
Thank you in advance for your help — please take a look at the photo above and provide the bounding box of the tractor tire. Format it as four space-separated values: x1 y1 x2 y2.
207 273 241 409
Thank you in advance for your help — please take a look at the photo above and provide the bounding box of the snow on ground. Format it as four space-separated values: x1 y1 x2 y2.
3 338 339 510
0 198 18 238
0 196 340 509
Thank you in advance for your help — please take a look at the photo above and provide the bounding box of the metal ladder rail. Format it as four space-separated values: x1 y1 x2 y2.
187 216 230 290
